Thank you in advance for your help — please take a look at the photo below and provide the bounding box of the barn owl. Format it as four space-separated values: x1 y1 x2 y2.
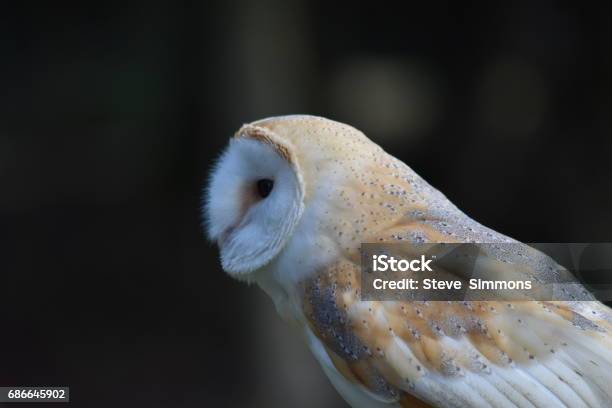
204 115 612 407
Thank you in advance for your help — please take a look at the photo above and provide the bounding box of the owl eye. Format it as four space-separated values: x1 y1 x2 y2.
256 179 274 198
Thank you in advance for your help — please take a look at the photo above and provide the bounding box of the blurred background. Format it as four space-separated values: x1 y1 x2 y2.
1 1 611 407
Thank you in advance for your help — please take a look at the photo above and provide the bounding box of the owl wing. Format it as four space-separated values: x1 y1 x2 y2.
300 221 612 408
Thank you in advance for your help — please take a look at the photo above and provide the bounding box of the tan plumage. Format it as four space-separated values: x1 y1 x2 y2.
206 115 612 407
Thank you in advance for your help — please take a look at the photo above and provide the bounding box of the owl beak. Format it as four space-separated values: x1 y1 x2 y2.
217 226 235 248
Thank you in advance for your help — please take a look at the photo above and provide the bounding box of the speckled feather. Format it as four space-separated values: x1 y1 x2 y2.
219 116 612 408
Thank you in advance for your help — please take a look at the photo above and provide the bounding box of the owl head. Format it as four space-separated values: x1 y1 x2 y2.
204 118 304 276
204 114 420 279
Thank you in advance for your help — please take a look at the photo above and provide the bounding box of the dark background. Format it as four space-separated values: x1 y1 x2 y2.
1 2 611 407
